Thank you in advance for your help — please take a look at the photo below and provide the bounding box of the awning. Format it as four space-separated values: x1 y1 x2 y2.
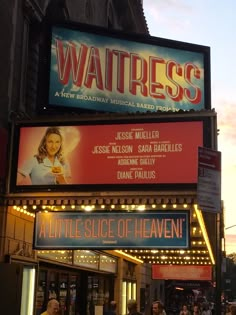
6 191 216 266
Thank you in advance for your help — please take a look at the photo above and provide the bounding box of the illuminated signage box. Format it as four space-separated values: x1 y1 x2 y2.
197 147 221 213
12 120 203 191
152 265 212 281
47 24 210 113
33 211 189 249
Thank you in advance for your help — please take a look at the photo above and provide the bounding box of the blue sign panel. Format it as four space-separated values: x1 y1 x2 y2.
48 25 210 113
34 211 189 249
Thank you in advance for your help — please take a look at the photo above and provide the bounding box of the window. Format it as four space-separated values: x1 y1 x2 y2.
20 266 36 315
122 280 137 315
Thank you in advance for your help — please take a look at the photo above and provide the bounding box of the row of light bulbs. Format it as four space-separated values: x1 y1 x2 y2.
135 255 209 261
13 206 35 217
125 249 208 254
37 250 116 264
147 261 211 265
13 203 190 212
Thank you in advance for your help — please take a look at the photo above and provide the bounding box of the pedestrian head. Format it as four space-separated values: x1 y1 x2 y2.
152 300 164 315
110 301 117 311
127 299 138 313
47 299 60 315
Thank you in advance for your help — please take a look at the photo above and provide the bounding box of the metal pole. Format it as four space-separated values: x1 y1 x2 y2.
215 212 222 315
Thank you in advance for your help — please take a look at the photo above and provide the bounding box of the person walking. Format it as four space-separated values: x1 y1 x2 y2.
192 304 200 315
127 299 142 315
201 303 211 315
40 299 60 315
104 301 117 315
179 304 191 315
152 300 166 315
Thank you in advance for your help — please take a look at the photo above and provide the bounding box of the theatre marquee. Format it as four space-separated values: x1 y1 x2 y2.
45 23 211 113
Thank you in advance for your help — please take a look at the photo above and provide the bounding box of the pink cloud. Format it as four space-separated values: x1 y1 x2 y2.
216 100 236 145
225 234 236 254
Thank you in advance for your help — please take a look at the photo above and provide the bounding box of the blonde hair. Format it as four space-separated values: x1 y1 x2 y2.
127 299 138 310
230 305 236 315
35 127 65 164
47 299 59 309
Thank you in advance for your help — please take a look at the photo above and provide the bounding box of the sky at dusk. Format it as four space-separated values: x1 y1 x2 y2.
143 0 236 254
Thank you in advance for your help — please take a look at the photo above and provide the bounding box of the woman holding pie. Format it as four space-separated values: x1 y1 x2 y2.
17 126 71 185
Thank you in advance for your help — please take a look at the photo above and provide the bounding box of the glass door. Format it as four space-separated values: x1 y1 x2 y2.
121 280 137 315
68 274 80 315
48 271 58 300
59 273 68 315
87 276 110 315
35 270 47 315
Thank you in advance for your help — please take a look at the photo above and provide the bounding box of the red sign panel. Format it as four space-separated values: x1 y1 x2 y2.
152 265 212 280
15 121 203 187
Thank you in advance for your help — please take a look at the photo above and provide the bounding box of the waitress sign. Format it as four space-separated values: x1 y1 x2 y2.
48 25 210 113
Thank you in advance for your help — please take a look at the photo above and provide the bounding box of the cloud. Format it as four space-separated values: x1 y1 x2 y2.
225 234 236 254
144 0 194 37
143 1 236 256
216 99 236 146
145 0 191 12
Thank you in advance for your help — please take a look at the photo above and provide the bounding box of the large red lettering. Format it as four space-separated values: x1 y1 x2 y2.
184 63 202 104
149 56 165 99
113 50 130 93
56 39 88 86
84 47 103 90
129 53 148 96
54 39 203 105
56 39 72 85
105 49 113 91
166 60 183 102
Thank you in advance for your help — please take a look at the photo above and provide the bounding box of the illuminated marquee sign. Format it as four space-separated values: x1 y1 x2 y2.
34 211 189 249
48 25 210 113
14 121 203 189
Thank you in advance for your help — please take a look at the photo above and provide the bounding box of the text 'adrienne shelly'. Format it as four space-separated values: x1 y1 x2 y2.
38 217 185 240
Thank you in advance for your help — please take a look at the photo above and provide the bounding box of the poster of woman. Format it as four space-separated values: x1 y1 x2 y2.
17 126 80 186
15 121 203 187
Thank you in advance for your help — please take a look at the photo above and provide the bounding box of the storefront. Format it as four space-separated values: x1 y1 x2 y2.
35 250 117 315
2 181 216 315
2 202 149 315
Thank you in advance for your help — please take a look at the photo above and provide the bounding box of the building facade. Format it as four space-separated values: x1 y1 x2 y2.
0 1 221 315
0 1 153 315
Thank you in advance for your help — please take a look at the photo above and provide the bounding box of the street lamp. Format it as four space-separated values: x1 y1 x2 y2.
222 225 236 305
225 225 236 230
